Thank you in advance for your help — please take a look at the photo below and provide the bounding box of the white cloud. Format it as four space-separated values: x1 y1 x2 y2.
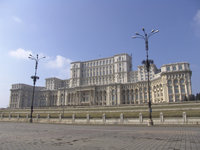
193 10 200 37
9 48 72 78
45 55 72 78
194 10 200 25
9 48 32 60
46 55 72 69
12 16 22 23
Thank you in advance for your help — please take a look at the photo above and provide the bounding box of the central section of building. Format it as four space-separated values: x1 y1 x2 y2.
10 53 192 108
70 54 132 87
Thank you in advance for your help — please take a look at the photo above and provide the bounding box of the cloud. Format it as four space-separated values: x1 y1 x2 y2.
193 10 200 37
9 48 72 78
46 55 72 69
194 10 200 25
12 16 22 23
45 55 72 78
9 48 32 60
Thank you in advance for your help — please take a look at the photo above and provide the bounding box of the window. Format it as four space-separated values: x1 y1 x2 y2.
180 79 184 84
173 66 176 71
175 85 179 93
168 80 172 85
167 66 170 71
169 95 173 102
174 79 178 85
181 85 185 93
175 95 179 101
178 65 182 70
168 86 173 94
135 91 138 100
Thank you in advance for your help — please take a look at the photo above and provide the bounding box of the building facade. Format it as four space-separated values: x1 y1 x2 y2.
9 53 192 108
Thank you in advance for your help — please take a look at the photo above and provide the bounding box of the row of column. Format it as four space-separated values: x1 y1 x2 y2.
121 88 148 105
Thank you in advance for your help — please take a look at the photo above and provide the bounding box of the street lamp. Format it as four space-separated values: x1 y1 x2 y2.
28 54 45 123
132 28 159 126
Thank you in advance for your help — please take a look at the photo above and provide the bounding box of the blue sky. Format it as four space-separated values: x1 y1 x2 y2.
0 0 200 108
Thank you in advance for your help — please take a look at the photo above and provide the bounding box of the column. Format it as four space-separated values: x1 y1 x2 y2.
102 91 105 106
46 92 50 107
93 89 96 105
129 89 131 104
142 87 145 103
65 92 68 105
134 89 136 104
117 85 121 105
90 90 92 106
124 90 127 104
78 91 81 105
106 86 111 106
57 91 61 106
138 89 141 104
178 79 181 101
75 92 78 105
172 80 175 102
162 76 169 102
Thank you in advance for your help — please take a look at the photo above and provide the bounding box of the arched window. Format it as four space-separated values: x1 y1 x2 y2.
168 80 172 85
174 79 178 85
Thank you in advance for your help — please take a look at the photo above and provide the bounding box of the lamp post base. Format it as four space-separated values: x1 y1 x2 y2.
29 118 33 123
147 119 154 126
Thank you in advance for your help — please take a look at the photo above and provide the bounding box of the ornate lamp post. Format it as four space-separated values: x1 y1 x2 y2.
28 54 45 123
132 28 159 126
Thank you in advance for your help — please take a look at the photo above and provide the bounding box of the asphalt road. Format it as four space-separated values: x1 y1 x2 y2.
0 122 200 150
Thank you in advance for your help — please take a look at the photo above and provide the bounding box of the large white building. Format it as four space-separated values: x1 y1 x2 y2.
9 53 192 108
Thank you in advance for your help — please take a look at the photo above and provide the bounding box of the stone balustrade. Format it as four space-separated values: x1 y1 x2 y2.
0 111 199 125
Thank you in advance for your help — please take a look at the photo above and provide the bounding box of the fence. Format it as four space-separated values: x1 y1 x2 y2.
0 112 200 125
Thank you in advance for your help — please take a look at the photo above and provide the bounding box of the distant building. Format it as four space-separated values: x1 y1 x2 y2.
9 53 192 108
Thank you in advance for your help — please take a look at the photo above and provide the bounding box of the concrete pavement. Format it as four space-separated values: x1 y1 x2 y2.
0 122 200 150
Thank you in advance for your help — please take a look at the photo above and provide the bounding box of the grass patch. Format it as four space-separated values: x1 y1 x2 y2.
1 102 200 119
62 113 73 118
183 110 200 117
38 113 48 118
105 112 121 118
2 113 9 117
90 112 103 119
19 113 27 118
10 113 19 118
49 113 59 118
75 113 87 119
124 112 141 118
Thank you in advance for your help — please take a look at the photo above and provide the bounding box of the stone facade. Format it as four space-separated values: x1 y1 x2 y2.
9 53 192 108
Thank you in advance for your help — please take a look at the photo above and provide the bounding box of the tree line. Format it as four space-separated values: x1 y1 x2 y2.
184 93 200 101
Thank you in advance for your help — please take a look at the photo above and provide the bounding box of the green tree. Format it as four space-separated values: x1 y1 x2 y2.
188 94 195 101
196 93 200 101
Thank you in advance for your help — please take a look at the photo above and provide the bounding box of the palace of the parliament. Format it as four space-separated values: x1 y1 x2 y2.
9 53 192 108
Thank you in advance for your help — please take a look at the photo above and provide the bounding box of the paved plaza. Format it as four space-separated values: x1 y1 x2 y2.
0 122 200 150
